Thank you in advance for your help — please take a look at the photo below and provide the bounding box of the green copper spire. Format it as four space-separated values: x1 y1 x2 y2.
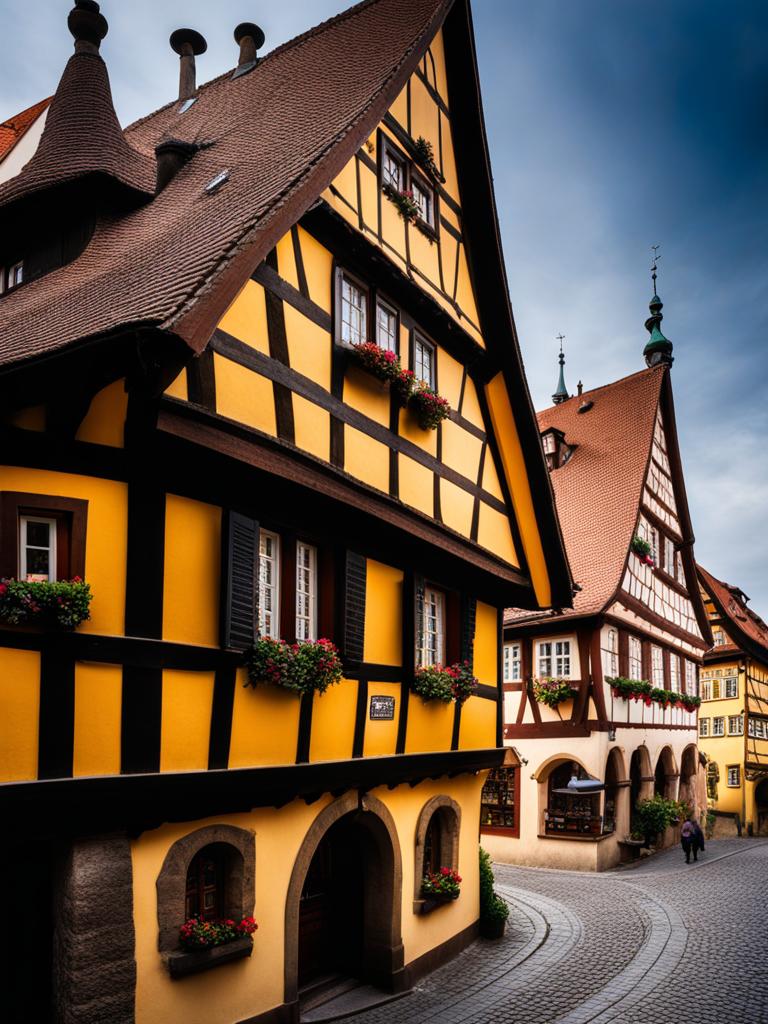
552 333 569 404
643 248 674 367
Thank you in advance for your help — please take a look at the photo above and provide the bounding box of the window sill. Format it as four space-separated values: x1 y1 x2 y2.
538 831 615 843
413 895 459 916
480 826 519 838
167 936 253 979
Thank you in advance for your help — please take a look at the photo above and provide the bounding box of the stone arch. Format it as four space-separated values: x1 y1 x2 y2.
678 744 699 811
413 795 461 899
533 752 591 782
654 745 679 799
629 744 653 810
534 755 597 835
604 746 630 836
284 792 404 1003
155 824 255 954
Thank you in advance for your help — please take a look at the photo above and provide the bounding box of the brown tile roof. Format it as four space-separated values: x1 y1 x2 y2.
697 563 768 662
0 53 154 213
505 365 666 625
0 0 451 370
0 97 52 164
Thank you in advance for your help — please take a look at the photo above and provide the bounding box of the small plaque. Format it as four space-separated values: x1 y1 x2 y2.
369 695 395 720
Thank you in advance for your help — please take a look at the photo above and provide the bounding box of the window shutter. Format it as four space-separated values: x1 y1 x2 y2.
343 550 367 662
221 511 259 651
460 595 477 670
414 575 425 666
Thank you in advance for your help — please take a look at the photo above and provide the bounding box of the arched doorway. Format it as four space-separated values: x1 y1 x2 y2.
285 793 404 1007
629 745 652 812
604 748 629 836
654 746 677 799
756 779 768 836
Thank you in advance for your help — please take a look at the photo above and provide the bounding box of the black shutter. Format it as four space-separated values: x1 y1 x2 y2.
221 511 259 651
343 551 367 662
414 575 425 667
460 595 477 670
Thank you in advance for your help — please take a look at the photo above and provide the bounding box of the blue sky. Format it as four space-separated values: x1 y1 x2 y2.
2 1 767 615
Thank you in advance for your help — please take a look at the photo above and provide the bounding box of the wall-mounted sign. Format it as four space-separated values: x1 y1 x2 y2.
369 695 395 720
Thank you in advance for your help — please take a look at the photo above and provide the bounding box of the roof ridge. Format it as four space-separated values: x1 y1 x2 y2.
537 364 664 416
0 95 53 132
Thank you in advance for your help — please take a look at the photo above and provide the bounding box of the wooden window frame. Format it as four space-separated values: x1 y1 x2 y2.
377 131 440 242
726 765 741 788
411 328 437 391
258 529 281 639
410 166 438 239
699 717 709 737
417 583 446 668
374 293 400 355
0 492 87 581
333 266 370 349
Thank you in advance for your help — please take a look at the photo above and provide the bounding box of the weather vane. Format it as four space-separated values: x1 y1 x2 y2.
651 244 662 289
556 332 565 353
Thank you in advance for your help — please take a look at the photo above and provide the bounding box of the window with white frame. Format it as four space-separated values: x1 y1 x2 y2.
340 273 367 346
418 586 445 667
295 541 317 641
727 765 740 787
412 178 434 226
375 299 398 353
649 527 659 565
699 718 709 737
685 660 697 696
537 641 553 678
413 333 435 389
669 653 680 691
503 642 521 682
602 629 618 677
258 531 280 639
19 516 57 582
701 679 712 701
676 554 686 586
728 714 744 736
555 640 572 677
713 629 726 647
382 147 404 191
651 645 664 687
664 537 675 576
712 716 725 737
724 676 738 698
749 718 768 739
628 636 643 679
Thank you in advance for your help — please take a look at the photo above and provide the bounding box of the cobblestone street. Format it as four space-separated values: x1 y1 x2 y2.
358 839 768 1024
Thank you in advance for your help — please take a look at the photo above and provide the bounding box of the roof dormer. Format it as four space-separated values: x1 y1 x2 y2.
541 427 574 471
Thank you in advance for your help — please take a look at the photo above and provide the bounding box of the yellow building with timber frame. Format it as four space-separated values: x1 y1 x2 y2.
0 2 570 1022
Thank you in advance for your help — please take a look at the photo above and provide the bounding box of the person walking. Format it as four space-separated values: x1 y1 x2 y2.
680 817 695 863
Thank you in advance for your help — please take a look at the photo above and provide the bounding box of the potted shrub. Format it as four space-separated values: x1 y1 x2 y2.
0 577 92 629
408 383 451 430
421 867 461 901
412 136 445 183
479 847 508 939
607 676 652 704
634 795 680 846
383 183 419 223
445 661 478 705
630 535 654 566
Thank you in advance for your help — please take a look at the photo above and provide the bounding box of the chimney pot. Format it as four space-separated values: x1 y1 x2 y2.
68 1 108 54
233 23 265 77
155 138 199 192
170 28 208 101
577 381 583 396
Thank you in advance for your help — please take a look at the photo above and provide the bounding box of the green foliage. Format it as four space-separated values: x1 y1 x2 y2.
246 637 342 696
408 383 451 430
0 577 92 629
633 795 683 838
412 665 454 703
532 677 577 709
608 677 700 713
383 183 420 222
421 867 461 899
631 535 652 557
479 847 509 924
413 136 445 182
445 661 478 705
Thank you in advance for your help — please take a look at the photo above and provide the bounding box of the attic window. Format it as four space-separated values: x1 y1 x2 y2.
178 97 198 114
541 428 573 471
0 261 24 295
204 170 230 195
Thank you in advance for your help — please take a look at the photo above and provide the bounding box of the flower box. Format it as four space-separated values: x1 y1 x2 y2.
412 662 478 704
246 637 342 696
168 935 253 979
0 577 92 630
421 867 461 900
408 384 451 430
532 677 577 709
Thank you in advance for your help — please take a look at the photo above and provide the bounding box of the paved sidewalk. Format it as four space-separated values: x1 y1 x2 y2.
354 839 768 1024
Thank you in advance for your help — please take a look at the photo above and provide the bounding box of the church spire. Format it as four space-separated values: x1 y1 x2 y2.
643 246 674 368
552 333 569 404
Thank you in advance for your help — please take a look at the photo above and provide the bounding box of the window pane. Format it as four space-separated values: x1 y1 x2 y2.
295 542 317 641
259 531 280 638
413 181 432 224
376 302 397 353
419 587 445 667
21 516 56 582
341 276 367 345
383 151 403 190
414 335 434 388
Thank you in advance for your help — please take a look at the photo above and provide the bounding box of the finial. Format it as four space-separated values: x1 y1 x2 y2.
643 244 673 368
552 333 569 404
68 1 108 54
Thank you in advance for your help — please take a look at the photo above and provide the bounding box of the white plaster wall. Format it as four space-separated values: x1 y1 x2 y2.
0 108 48 183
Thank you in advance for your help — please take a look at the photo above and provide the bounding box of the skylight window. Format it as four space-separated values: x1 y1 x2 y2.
204 170 230 195
178 97 198 114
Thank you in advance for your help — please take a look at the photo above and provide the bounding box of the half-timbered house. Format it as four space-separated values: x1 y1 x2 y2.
0 2 571 1021
483 284 713 871
697 565 768 836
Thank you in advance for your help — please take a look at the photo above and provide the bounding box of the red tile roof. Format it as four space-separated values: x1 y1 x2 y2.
0 97 52 164
506 366 666 624
0 0 451 370
697 564 768 662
